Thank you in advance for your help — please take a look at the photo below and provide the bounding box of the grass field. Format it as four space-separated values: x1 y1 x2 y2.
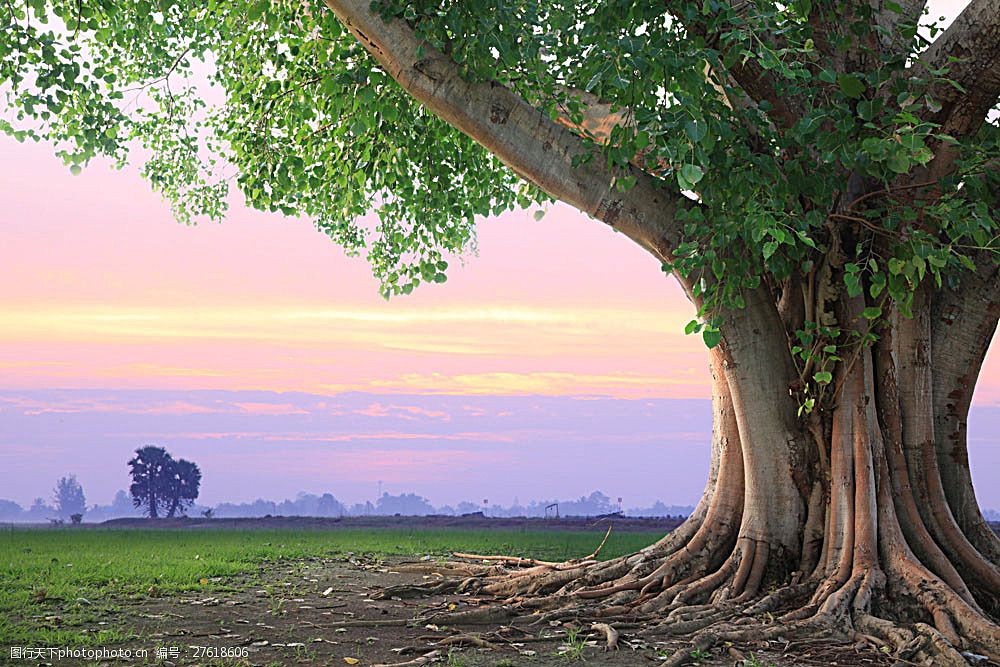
0 527 659 649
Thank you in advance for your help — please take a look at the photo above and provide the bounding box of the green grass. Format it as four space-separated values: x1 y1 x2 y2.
0 527 658 647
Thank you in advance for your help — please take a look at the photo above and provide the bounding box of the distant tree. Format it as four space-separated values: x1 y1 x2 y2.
164 459 201 518
375 492 435 516
316 493 344 517
128 446 203 519
25 497 53 521
0 499 24 521
53 475 86 521
110 489 138 516
128 446 174 519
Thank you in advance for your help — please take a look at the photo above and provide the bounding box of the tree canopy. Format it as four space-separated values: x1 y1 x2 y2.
127 445 201 518
4 0 994 308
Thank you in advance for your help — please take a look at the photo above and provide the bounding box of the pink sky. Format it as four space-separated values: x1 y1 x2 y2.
1 139 710 399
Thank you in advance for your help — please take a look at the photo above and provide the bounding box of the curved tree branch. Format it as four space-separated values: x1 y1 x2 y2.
323 0 692 264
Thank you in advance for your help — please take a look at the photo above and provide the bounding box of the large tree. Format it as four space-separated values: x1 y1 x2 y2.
2 0 998 661
128 445 174 519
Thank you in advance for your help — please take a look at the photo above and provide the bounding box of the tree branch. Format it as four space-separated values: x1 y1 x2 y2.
918 0 1000 138
678 6 802 130
323 0 691 264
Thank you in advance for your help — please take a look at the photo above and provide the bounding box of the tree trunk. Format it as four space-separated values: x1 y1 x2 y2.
443 277 1000 664
322 1 1000 659
149 486 158 519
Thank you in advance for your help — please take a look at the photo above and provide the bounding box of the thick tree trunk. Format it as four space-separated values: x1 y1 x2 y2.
931 255 1000 568
426 283 1000 664
323 1 1000 660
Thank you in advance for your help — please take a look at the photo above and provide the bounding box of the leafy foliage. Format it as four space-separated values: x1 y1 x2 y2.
127 445 201 518
0 0 996 308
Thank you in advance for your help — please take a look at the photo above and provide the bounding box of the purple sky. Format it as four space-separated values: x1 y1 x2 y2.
1 388 998 509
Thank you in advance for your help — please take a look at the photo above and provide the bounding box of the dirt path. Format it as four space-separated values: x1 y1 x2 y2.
67 554 896 667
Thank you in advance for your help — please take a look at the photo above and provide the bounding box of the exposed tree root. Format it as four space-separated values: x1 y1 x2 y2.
384 525 997 665
359 292 1000 667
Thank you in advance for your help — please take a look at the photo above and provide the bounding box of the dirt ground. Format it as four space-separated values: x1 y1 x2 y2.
79 554 902 667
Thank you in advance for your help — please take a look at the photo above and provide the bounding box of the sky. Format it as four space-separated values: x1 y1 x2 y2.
1 0 996 510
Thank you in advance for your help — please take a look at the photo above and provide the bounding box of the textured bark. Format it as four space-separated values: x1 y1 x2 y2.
931 256 1000 569
917 0 1000 139
326 1 1000 660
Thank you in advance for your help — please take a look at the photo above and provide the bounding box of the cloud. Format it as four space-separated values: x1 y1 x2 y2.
234 402 310 416
336 370 706 398
356 403 451 421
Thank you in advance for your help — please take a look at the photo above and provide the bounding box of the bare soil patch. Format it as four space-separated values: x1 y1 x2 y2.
90 555 899 667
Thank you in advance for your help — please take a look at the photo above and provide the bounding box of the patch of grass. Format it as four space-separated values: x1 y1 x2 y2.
445 648 467 666
0 527 658 647
689 647 712 664
558 626 588 661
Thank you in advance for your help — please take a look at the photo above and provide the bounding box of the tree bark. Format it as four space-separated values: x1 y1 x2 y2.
323 1 1000 660
931 256 1000 569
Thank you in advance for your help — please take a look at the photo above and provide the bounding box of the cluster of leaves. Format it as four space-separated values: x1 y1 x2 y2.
0 0 996 308
378 0 997 341
1 0 538 296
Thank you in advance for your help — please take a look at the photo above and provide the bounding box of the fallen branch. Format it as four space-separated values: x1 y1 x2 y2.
328 619 411 628
450 553 561 567
435 634 500 650
372 650 441 667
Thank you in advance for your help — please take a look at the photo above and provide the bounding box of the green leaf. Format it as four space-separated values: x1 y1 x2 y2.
861 306 882 320
684 319 701 335
887 151 911 174
844 272 862 297
762 241 778 260
684 119 707 144
678 164 704 189
837 74 866 99
702 328 722 349
247 0 267 21
814 371 833 384
857 99 880 121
